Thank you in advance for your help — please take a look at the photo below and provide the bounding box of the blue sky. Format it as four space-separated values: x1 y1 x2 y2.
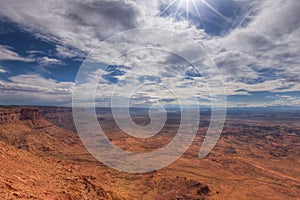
0 0 299 107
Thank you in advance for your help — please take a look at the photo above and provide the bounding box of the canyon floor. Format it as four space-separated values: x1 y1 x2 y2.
0 107 299 199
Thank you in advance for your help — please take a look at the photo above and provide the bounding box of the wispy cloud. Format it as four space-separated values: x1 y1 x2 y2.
0 0 144 58
205 0 300 94
37 56 63 65
0 0 299 106
0 45 33 62
0 68 7 73
0 74 74 105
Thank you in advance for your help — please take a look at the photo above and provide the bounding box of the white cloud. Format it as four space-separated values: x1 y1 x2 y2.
205 0 300 94
37 57 63 65
270 98 300 107
0 0 299 106
0 74 74 105
0 68 7 73
0 45 33 62
0 0 146 58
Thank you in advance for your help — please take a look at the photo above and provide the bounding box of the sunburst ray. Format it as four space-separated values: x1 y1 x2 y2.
174 0 184 18
191 0 205 26
158 0 229 23
199 0 229 21
159 0 178 16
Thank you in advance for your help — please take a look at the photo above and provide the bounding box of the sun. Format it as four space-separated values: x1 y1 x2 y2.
159 0 228 22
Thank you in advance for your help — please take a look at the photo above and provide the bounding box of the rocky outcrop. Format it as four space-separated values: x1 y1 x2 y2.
153 177 210 200
0 140 113 200
0 110 20 123
20 108 41 120
0 107 81 156
39 107 76 133
0 108 40 124
0 108 116 199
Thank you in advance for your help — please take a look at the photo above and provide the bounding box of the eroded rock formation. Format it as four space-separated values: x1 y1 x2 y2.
0 108 40 124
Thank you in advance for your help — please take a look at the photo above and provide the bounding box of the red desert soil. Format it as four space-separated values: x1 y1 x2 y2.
0 107 299 199
0 108 210 200
0 140 112 199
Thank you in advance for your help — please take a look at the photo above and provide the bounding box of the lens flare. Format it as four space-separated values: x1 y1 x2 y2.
159 0 229 22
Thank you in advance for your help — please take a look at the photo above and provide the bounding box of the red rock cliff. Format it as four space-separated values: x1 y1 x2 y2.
0 108 41 124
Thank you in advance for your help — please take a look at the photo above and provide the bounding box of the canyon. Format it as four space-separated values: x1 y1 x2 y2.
0 108 40 124
0 106 299 199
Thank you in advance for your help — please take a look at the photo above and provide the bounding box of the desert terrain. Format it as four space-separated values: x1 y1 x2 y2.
0 106 299 199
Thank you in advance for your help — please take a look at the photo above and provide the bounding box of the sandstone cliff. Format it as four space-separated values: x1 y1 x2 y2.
0 107 120 199
0 107 81 156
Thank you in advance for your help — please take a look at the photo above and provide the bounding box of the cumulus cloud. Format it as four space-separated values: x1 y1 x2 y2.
0 0 299 106
0 0 145 58
205 0 300 95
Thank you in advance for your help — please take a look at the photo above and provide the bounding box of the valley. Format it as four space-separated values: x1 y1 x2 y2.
0 106 299 199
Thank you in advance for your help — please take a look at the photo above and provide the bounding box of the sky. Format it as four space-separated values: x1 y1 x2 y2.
0 0 299 107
